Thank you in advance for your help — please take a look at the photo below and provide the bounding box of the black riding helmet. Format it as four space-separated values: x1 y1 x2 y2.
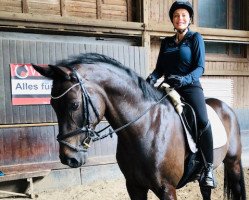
169 1 193 22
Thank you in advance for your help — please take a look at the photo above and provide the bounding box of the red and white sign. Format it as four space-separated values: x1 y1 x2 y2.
10 64 52 105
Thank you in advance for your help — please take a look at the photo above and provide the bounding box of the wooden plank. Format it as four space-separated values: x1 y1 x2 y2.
96 0 102 19
123 45 130 68
66 1 96 10
29 41 40 123
0 170 50 182
46 126 59 161
29 0 59 3
42 42 54 122
101 44 108 56
60 0 66 16
101 9 127 15
79 43 87 54
1 126 58 165
28 2 61 15
118 45 125 65
49 42 56 65
127 0 132 21
95 44 103 54
66 11 97 18
139 48 146 78
101 4 127 11
36 42 47 123
158 0 164 23
0 130 4 165
61 42 68 60
112 45 119 61
55 42 63 62
28 9 61 16
28 1 60 8
2 40 13 124
22 41 33 123
106 44 114 58
0 12 144 30
0 0 22 6
22 0 29 13
128 46 135 71
9 40 21 124
143 0 149 24
134 46 140 74
0 3 22 13
66 0 96 2
0 39 6 124
67 43 74 58
101 14 127 21
103 0 126 6
0 162 63 175
3 129 18 165
73 43 80 55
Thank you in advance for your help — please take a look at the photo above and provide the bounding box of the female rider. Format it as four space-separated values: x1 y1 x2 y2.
146 0 216 188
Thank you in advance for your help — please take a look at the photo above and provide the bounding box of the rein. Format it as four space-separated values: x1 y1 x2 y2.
56 67 169 152
51 83 80 99
92 93 169 142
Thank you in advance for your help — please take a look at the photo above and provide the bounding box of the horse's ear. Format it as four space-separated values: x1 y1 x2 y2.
50 65 71 80
31 64 54 79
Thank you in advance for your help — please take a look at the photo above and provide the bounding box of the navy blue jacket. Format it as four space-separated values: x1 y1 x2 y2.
151 30 205 87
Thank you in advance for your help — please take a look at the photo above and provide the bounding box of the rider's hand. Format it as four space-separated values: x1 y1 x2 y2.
166 75 183 88
146 74 157 86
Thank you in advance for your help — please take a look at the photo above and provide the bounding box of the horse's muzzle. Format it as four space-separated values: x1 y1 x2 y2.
59 152 87 168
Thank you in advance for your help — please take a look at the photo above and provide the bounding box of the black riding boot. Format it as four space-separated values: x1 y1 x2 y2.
199 122 217 188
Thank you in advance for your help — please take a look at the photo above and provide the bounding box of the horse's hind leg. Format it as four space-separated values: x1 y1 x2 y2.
126 181 148 200
199 186 211 200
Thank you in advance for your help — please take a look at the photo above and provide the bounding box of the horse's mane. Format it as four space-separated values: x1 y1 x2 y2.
57 53 164 101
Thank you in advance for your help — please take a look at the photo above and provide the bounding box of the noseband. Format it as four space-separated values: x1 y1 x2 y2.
55 67 169 153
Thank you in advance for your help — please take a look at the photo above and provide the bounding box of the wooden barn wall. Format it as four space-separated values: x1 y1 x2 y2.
148 0 193 24
0 0 134 22
0 34 147 173
0 38 147 124
0 122 117 174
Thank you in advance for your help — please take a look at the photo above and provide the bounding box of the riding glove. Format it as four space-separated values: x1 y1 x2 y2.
146 74 157 86
166 74 193 88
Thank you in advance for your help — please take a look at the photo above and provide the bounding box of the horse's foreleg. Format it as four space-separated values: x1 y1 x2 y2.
126 181 148 200
158 184 177 200
199 186 211 200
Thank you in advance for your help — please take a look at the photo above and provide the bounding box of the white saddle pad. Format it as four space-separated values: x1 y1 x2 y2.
206 105 227 149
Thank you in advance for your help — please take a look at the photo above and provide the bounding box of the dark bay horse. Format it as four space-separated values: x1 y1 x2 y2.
32 53 246 200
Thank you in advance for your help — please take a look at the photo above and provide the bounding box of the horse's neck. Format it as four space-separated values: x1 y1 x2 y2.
98 78 151 131
104 83 147 119
83 64 163 132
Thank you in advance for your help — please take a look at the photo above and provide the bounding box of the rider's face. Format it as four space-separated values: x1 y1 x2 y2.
173 9 191 31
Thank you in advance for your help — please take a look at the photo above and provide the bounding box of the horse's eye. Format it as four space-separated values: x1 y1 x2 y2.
71 102 80 111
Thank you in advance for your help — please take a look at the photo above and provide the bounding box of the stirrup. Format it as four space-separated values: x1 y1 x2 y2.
199 164 217 188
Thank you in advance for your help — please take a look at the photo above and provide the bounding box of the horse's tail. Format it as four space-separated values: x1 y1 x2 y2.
224 160 246 200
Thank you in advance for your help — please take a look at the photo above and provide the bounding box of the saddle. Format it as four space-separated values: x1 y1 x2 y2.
160 83 227 188
161 83 198 153
160 84 206 188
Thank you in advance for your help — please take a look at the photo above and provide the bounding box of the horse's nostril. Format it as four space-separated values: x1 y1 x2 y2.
67 157 82 168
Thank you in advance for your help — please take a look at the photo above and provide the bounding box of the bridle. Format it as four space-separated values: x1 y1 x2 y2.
55 67 169 153
55 67 102 152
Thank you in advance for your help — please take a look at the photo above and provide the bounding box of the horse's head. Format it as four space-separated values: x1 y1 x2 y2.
32 63 106 168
